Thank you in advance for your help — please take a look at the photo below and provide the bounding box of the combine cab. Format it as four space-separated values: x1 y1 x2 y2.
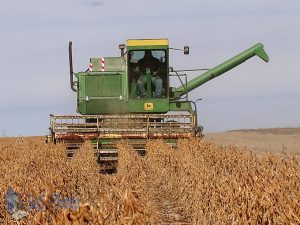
47 39 269 162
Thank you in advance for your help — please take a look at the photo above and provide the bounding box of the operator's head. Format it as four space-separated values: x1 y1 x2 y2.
144 50 153 58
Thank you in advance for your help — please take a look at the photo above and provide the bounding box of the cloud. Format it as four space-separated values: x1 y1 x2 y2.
82 0 104 6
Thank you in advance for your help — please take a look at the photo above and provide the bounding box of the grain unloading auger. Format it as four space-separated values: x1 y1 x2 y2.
47 39 269 162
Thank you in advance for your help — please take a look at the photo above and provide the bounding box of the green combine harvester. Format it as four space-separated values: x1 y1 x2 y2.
47 39 269 162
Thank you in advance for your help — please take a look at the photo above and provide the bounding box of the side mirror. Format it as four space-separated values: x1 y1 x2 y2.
184 46 189 55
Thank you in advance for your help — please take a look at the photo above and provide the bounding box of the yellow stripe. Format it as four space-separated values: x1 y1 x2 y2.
127 39 169 47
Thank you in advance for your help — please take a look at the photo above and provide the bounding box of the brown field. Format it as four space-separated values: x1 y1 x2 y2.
205 128 300 155
0 134 299 224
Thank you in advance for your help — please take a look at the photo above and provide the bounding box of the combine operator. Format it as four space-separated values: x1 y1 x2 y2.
136 50 163 98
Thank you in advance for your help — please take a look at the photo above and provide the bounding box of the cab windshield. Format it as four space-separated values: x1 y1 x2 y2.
128 49 168 99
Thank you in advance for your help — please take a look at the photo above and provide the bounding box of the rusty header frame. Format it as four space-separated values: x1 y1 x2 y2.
49 113 196 141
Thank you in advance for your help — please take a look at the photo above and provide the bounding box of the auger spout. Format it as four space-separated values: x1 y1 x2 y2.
174 43 269 98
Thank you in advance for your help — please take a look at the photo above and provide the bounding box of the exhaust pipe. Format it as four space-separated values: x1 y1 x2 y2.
69 41 77 92
119 44 125 57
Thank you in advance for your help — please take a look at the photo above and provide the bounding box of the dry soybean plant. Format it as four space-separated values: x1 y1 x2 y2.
0 137 299 224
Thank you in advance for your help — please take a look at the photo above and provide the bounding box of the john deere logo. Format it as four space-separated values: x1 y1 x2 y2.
144 102 153 110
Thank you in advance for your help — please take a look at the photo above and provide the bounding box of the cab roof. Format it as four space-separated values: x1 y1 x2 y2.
127 39 169 47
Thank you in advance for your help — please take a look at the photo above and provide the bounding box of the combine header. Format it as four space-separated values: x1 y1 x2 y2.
47 39 269 162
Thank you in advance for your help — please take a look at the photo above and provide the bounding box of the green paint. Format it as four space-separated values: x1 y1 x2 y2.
74 41 268 115
48 39 270 159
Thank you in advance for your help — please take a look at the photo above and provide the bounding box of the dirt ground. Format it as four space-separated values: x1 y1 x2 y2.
205 128 300 155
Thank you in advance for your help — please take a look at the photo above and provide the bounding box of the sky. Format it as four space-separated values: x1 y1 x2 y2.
0 0 299 136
